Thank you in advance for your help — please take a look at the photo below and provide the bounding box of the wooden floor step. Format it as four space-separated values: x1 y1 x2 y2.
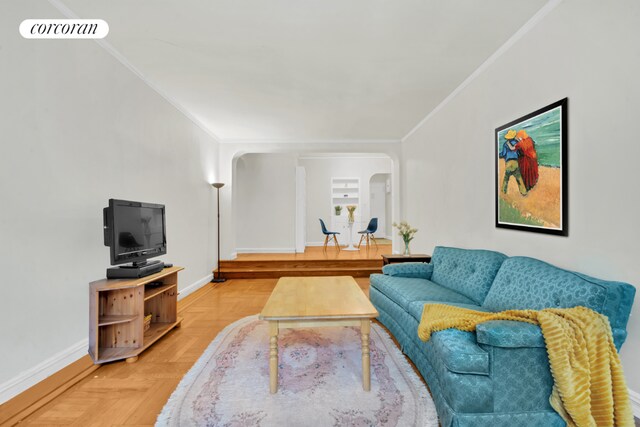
215 267 382 279
219 259 382 269
215 250 388 279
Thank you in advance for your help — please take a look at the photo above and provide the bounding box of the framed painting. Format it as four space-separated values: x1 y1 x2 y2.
495 98 568 235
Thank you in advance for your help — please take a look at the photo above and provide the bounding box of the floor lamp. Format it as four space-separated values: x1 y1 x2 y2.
211 183 226 283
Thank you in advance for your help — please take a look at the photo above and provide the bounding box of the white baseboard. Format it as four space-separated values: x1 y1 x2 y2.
0 272 213 405
235 248 296 254
178 273 213 300
0 338 88 405
628 388 640 418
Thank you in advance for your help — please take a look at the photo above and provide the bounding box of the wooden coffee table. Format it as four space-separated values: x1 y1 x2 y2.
259 276 379 393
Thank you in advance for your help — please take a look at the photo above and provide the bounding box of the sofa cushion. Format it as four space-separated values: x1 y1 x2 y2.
406 301 487 323
483 257 636 349
370 273 475 311
431 246 507 305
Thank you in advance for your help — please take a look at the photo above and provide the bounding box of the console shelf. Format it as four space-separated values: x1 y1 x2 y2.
144 283 178 301
89 266 183 364
98 314 139 327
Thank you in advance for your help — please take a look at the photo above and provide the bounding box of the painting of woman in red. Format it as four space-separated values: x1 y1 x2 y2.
515 129 539 191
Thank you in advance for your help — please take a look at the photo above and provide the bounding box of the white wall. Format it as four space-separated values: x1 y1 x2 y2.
0 1 218 402
233 153 393 250
401 0 640 397
370 174 391 237
217 144 402 259
385 176 392 239
234 153 297 252
299 156 392 244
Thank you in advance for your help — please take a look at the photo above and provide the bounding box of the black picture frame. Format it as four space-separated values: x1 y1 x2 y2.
495 98 568 236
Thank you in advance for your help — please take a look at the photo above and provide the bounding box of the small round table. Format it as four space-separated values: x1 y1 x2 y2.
343 222 359 251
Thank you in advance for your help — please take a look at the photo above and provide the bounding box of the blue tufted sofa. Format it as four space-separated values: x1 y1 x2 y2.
369 246 635 427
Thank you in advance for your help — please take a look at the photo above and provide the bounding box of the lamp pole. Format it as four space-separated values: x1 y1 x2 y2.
211 183 226 283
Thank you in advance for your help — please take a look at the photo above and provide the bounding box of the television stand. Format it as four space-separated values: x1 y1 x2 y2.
89 266 183 364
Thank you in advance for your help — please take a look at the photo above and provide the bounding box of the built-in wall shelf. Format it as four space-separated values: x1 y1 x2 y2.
331 177 360 208
89 267 183 364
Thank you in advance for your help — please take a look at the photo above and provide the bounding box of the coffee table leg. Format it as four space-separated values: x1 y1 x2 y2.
269 321 279 393
361 319 371 391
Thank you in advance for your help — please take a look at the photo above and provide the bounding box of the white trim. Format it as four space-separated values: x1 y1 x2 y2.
298 153 392 160
178 273 213 300
235 248 296 254
0 272 213 405
628 388 640 418
46 0 221 144
219 252 238 261
0 339 88 405
220 139 400 145
401 0 563 142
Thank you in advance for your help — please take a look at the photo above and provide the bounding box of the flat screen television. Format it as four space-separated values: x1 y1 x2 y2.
103 199 167 266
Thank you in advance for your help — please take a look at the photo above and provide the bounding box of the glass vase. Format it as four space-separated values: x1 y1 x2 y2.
403 239 411 256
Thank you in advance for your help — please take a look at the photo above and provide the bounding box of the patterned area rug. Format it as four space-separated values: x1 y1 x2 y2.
157 315 437 426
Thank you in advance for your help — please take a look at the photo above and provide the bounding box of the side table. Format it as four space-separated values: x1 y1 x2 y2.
382 254 432 266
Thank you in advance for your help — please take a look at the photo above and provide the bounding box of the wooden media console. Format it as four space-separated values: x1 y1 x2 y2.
88 266 183 364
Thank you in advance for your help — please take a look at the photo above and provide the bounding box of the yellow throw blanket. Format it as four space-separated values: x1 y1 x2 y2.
417 304 633 427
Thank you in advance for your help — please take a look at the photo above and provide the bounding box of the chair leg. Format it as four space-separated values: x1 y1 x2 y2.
323 235 328 251
358 234 364 248
371 234 378 248
333 235 341 251
366 234 370 247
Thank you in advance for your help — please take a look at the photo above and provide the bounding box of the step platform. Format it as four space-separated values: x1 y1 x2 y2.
214 258 384 279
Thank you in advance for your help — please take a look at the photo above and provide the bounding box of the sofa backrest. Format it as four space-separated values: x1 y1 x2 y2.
483 257 636 347
431 246 508 305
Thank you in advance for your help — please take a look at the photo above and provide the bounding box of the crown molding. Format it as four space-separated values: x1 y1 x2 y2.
47 0 222 144
219 138 401 145
401 0 563 143
298 153 391 160
47 0 561 147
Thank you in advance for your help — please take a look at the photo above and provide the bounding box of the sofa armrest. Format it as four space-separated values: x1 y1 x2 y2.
382 262 433 279
476 320 545 348
613 328 627 351
431 329 490 375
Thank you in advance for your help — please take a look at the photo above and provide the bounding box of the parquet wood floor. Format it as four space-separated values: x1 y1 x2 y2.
16 278 371 426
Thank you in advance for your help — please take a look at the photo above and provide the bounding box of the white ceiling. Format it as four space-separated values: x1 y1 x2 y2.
58 0 547 142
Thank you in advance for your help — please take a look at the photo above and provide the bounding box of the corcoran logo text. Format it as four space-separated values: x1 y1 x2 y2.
20 19 109 39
